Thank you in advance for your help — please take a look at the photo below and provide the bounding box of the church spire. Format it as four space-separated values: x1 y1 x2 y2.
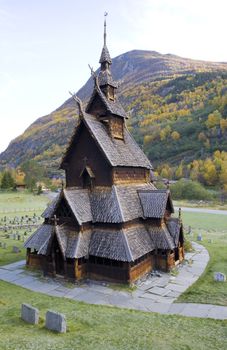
99 12 112 65
104 12 107 46
98 13 117 97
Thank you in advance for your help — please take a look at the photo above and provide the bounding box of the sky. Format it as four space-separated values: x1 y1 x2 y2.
0 0 227 154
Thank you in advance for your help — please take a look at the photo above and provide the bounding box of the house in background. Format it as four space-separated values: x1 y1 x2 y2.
24 19 184 284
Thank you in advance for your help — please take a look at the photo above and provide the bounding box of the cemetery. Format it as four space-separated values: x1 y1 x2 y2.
0 212 42 265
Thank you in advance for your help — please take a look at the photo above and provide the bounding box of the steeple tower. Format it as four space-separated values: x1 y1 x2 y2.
98 13 117 100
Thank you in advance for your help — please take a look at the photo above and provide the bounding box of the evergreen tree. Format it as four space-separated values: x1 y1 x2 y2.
1 170 15 189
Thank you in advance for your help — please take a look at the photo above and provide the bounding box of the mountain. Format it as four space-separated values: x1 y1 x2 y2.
0 50 227 178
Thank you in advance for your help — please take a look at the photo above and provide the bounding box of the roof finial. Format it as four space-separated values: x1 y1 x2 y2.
179 207 182 220
104 12 108 46
69 91 84 119
88 64 99 89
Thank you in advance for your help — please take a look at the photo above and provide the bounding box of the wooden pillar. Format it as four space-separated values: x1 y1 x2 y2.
26 248 31 266
75 259 78 279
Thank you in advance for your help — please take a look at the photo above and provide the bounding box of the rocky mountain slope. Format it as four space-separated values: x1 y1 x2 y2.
1 50 227 177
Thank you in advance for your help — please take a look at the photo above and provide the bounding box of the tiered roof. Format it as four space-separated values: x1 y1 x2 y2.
42 185 171 224
25 217 181 262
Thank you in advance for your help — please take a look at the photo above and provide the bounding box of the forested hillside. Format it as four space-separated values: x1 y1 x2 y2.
0 50 227 187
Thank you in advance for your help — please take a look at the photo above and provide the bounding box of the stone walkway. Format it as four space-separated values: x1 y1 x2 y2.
1 242 227 319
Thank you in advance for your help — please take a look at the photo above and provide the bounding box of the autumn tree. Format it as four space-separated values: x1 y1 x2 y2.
21 160 45 191
206 110 222 128
175 162 184 179
160 125 171 141
203 158 217 185
171 131 180 141
220 118 227 133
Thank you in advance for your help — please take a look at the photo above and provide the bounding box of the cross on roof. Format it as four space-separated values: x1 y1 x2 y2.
50 215 59 226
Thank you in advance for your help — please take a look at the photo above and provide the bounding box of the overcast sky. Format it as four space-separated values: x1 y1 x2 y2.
0 0 227 154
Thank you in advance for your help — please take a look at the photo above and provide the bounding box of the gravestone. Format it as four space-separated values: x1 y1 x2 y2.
3 243 6 249
13 233 16 240
12 246 20 253
0 242 2 247
197 233 202 241
214 272 226 282
21 303 39 324
45 310 66 333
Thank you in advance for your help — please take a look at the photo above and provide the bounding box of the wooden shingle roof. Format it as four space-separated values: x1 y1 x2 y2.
24 220 179 261
83 113 152 169
24 224 53 255
98 69 118 88
148 224 175 250
89 223 154 262
138 189 174 218
63 188 92 225
56 225 91 259
86 86 127 118
166 217 183 246
99 44 112 64
42 184 169 225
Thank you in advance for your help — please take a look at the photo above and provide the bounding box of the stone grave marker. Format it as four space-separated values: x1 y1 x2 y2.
12 246 20 253
214 272 226 282
3 243 6 249
45 310 66 333
0 242 2 247
197 233 202 241
21 303 39 324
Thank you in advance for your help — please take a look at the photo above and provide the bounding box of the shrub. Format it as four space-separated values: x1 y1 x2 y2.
170 179 212 200
184 239 193 252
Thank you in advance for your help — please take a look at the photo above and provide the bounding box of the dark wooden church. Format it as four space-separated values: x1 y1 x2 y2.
24 20 184 284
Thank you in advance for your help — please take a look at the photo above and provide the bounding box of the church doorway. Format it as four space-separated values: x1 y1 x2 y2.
54 248 64 275
52 238 65 276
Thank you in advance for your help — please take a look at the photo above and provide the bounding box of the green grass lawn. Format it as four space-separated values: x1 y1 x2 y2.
177 211 227 306
0 280 226 350
0 191 49 215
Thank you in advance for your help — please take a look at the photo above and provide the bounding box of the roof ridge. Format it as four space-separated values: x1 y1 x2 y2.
55 226 66 260
113 185 125 222
122 229 133 261
63 189 82 225
74 231 81 257
82 115 113 165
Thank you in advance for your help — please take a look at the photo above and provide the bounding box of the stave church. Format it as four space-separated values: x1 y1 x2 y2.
24 19 184 284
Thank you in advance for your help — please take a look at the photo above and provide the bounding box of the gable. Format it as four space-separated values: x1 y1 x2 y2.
63 121 112 187
138 189 174 219
86 91 107 116
55 197 74 220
